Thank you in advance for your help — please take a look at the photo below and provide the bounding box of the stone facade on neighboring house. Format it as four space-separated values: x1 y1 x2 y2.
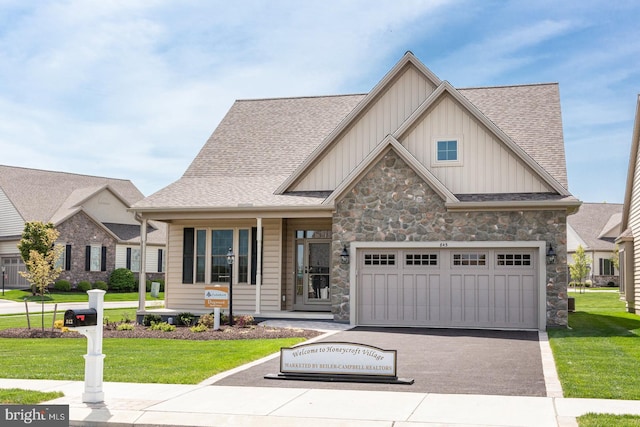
332 151 569 326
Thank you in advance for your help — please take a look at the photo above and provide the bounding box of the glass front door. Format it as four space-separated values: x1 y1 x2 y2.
294 239 331 311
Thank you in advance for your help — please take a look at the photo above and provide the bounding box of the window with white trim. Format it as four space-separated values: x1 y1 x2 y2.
497 254 532 267
433 137 463 166
406 253 438 266
364 254 396 266
453 253 486 266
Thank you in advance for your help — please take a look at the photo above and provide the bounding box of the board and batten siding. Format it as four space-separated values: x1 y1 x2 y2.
165 219 282 313
401 95 552 194
292 64 436 191
0 188 24 237
83 190 139 225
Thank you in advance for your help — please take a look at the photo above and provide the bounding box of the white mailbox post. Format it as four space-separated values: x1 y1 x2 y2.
64 289 106 403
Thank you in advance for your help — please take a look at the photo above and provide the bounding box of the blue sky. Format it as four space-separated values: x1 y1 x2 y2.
0 1 638 203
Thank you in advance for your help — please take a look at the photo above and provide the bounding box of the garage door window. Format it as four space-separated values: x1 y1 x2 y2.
453 253 486 266
406 254 438 266
364 254 395 266
497 254 532 266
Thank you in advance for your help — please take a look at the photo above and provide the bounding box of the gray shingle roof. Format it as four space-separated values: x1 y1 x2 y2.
135 81 569 210
0 165 145 222
568 203 623 251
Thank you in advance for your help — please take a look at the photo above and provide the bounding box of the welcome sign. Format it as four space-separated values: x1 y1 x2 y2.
279 342 400 377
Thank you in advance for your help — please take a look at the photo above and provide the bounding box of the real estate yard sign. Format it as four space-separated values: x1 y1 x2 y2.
204 286 229 308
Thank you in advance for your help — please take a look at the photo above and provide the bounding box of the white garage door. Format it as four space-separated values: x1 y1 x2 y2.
357 248 537 329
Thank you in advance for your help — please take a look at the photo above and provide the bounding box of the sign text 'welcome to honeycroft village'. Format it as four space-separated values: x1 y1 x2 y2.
280 342 397 377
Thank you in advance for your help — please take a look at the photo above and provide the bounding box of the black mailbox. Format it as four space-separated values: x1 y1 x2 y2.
64 308 98 327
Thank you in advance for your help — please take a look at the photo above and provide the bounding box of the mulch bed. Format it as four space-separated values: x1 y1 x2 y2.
0 324 323 341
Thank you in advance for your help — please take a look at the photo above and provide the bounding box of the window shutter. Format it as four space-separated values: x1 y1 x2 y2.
65 245 72 271
183 228 195 284
126 248 132 270
85 246 91 271
158 249 163 273
101 246 107 272
250 227 263 285
599 258 604 276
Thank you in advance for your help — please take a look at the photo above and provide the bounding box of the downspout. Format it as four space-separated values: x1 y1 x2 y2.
255 217 262 314
138 218 147 311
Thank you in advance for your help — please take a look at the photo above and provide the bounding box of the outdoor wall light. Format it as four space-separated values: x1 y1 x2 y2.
546 244 557 265
340 245 350 264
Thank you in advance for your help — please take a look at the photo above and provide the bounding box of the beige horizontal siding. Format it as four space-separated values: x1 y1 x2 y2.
165 219 282 313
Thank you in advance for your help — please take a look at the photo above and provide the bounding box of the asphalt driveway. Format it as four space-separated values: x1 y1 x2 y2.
212 327 546 396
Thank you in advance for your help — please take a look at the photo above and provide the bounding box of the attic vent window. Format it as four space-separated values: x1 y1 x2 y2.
433 137 463 166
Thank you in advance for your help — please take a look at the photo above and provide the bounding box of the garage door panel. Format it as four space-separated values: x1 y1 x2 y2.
357 249 537 329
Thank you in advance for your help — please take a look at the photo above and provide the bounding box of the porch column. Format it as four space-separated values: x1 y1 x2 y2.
255 217 262 314
138 218 147 311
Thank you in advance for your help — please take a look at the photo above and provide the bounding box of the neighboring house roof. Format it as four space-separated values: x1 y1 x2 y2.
568 203 622 252
0 165 144 222
0 165 165 244
133 52 575 212
103 222 166 245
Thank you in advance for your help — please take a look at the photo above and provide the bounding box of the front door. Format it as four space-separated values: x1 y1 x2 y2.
294 239 331 311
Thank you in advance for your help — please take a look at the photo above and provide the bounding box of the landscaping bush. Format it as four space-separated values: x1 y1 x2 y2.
93 280 108 291
149 322 175 332
198 313 215 328
190 324 208 333
177 312 197 326
76 281 92 292
117 323 135 331
54 280 71 292
235 315 255 328
142 314 162 327
109 268 135 292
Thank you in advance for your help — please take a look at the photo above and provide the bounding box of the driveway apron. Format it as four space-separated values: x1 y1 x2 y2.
212 327 547 396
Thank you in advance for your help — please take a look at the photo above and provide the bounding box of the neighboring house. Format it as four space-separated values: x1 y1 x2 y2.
0 165 166 289
132 52 580 330
567 203 621 286
618 94 640 314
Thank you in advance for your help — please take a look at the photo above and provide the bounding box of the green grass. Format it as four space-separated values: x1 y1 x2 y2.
0 289 163 303
0 336 305 384
578 413 640 426
549 291 640 399
0 308 138 330
0 388 63 404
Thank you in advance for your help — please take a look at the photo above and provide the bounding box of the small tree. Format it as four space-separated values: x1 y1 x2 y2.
17 221 63 330
610 245 620 272
569 245 590 294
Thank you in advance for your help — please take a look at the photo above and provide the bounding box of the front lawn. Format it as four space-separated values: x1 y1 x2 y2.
578 413 640 426
0 308 137 330
0 289 163 303
548 291 640 400
0 388 63 404
0 337 303 384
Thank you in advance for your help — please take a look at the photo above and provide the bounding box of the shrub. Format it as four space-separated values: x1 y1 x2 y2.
117 323 135 331
109 268 135 292
198 313 215 328
149 322 175 332
235 315 255 328
190 324 208 333
77 281 92 292
142 314 162 327
53 319 64 330
54 280 71 292
177 312 196 326
93 281 108 291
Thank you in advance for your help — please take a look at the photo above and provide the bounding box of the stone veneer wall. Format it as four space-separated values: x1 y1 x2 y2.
56 211 116 285
332 150 568 328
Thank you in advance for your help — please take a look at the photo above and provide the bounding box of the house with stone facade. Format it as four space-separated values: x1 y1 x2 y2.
0 165 166 289
618 94 640 314
132 52 580 330
567 203 621 287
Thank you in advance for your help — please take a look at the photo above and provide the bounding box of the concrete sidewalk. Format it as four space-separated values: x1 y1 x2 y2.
3 378 640 426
